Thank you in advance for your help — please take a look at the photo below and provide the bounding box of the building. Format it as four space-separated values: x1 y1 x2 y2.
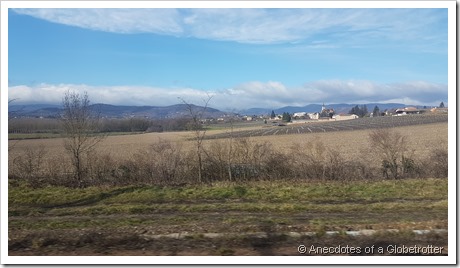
430 107 448 114
307 113 320 120
394 107 423 116
293 112 307 118
332 114 359 121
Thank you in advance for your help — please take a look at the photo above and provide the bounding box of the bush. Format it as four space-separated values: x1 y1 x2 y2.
9 130 448 188
369 129 416 180
117 139 187 186
428 147 448 178
10 145 47 187
86 151 119 186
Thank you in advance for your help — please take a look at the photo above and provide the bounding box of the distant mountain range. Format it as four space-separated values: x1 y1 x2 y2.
9 102 426 119
8 103 231 119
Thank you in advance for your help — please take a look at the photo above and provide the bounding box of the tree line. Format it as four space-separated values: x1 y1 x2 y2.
9 115 200 134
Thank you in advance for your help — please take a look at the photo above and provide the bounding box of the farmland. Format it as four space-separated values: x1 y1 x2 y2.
206 113 448 139
8 116 448 161
8 115 449 256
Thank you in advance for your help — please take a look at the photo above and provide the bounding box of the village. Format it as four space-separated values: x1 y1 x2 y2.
233 102 448 126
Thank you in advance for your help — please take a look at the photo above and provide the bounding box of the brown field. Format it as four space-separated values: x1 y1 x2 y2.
8 121 448 162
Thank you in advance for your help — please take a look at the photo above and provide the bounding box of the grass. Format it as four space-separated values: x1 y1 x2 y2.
9 131 144 140
9 178 448 232
9 178 447 206
8 133 63 140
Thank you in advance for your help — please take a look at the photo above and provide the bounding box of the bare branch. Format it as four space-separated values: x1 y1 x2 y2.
179 94 213 183
61 90 106 187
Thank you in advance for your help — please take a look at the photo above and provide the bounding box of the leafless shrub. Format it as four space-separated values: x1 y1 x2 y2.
430 148 448 178
44 154 73 187
289 142 363 181
323 149 348 181
203 138 285 182
148 139 185 185
202 141 230 181
421 146 448 178
86 151 119 186
11 145 47 187
180 94 213 183
289 141 328 181
115 156 145 186
119 139 185 186
263 151 293 180
231 138 274 181
368 128 415 180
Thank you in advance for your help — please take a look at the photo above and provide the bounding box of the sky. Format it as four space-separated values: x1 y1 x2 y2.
7 7 449 111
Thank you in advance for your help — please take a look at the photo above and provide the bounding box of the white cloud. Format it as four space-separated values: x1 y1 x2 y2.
13 8 183 35
8 84 211 107
214 80 447 109
8 81 447 111
12 8 446 45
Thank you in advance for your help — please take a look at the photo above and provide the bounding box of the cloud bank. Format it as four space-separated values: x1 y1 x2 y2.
12 8 446 45
8 80 447 111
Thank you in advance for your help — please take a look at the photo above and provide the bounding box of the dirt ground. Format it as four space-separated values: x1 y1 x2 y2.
9 205 448 256
9 225 448 256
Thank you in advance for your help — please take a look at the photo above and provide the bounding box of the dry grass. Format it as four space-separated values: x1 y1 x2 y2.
9 122 447 162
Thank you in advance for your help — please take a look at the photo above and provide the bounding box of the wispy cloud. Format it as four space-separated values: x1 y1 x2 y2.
12 8 447 46
8 80 447 110
13 8 183 35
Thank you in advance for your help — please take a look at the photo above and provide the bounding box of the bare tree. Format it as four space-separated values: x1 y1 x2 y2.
179 94 213 183
227 117 235 181
368 128 411 179
61 90 106 188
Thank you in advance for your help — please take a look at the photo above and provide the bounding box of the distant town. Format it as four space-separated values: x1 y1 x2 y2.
227 102 448 126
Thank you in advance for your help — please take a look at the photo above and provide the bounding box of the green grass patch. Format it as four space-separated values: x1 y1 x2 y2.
8 133 62 140
9 131 144 140
9 178 447 207
9 178 448 231
9 199 447 218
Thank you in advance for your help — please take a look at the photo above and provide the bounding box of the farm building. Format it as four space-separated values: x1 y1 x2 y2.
430 107 448 113
293 112 307 118
332 114 359 121
394 107 424 116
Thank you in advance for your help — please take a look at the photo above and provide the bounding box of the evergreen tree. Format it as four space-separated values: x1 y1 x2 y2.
270 110 276 119
439 102 445 108
349 105 368 118
282 112 292 122
349 105 359 115
373 106 380 117
362 105 368 117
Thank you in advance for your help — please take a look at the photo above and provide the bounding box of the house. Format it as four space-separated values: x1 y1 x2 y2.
307 113 319 120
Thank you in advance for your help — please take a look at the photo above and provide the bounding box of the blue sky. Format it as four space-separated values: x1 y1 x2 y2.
8 7 448 110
